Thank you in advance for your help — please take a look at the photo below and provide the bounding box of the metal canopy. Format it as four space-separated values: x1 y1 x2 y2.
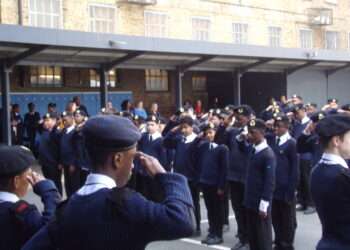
0 24 348 73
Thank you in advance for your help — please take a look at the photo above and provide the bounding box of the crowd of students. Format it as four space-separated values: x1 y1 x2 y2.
2 94 350 250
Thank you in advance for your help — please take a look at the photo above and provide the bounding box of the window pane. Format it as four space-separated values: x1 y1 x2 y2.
29 0 61 28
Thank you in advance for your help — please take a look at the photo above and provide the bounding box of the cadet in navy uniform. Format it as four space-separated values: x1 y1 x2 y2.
197 123 229 245
310 114 350 250
218 105 252 250
72 110 90 187
23 115 194 250
59 111 79 197
268 115 298 250
239 119 276 250
291 104 315 214
37 113 63 195
135 115 168 201
0 146 61 250
163 116 202 236
297 112 327 168
23 102 41 154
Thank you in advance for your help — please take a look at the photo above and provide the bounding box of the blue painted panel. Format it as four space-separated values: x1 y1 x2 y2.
1 91 132 117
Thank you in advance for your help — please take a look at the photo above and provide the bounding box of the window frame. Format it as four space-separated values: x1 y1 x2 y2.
89 69 117 88
145 69 169 92
88 3 117 34
192 16 211 41
232 22 249 45
268 26 282 48
30 66 63 87
28 0 63 29
299 29 313 49
325 30 339 50
144 11 168 38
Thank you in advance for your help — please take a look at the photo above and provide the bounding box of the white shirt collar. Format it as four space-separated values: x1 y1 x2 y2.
254 139 269 154
66 125 75 134
320 153 349 169
77 173 117 196
184 133 197 144
210 142 218 149
301 116 310 125
0 192 19 203
149 132 162 141
277 132 291 146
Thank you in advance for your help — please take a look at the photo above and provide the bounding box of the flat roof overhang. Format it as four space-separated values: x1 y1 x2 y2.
0 24 349 74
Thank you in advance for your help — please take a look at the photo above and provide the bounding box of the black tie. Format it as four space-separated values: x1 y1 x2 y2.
149 135 152 142
276 137 280 146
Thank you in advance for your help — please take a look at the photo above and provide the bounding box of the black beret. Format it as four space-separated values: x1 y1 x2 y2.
225 105 236 112
43 112 58 120
82 115 141 152
235 105 253 117
328 98 338 104
175 107 185 116
341 104 350 112
248 119 266 131
146 115 160 123
61 111 74 118
292 104 305 113
202 122 217 132
0 146 36 177
315 114 350 138
310 111 327 123
74 109 87 117
274 114 290 124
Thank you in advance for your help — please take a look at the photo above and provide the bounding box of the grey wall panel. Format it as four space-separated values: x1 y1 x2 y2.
287 69 327 108
328 71 350 105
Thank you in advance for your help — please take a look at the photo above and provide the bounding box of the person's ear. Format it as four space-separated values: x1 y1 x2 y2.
13 176 20 190
113 152 123 170
332 136 341 147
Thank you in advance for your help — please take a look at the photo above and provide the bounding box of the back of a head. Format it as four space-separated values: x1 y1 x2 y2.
82 115 141 169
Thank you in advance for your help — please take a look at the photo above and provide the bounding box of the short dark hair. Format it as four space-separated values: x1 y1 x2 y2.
179 116 194 127
0 176 11 191
86 147 113 171
28 102 35 109
319 134 345 150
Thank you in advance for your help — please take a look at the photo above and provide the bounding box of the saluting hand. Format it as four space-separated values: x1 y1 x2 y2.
136 152 166 177
27 171 45 186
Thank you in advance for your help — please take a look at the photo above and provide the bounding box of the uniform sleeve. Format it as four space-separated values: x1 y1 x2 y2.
157 139 169 170
286 140 299 201
163 131 180 149
114 173 195 242
261 152 276 202
297 133 316 154
21 225 56 250
31 180 61 227
218 146 229 190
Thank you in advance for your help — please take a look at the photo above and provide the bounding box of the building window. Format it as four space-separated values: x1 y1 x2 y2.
325 0 337 4
192 75 207 91
145 69 168 91
29 0 61 28
232 23 248 44
300 29 313 49
268 26 282 47
90 69 116 88
144 11 168 38
348 32 350 49
89 4 116 33
192 17 210 41
30 66 62 87
325 31 339 49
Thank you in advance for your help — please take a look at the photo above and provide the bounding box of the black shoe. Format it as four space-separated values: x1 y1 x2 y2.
205 236 223 245
232 242 246 250
304 207 316 215
193 229 201 237
201 234 212 244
